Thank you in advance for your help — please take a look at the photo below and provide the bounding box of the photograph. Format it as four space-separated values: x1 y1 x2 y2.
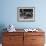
17 7 35 22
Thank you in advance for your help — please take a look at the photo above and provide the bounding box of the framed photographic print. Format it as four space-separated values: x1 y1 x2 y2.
17 7 35 22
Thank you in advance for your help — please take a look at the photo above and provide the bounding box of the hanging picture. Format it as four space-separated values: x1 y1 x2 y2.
17 7 35 22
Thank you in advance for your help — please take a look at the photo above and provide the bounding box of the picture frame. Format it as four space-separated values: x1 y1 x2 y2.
17 7 35 22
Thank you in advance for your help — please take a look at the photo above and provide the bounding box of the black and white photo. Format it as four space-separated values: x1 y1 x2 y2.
17 7 35 22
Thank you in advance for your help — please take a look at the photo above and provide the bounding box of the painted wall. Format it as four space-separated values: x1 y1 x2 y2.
0 0 46 29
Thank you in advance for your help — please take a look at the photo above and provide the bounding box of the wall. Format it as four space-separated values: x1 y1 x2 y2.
0 0 46 43
0 0 46 29
0 0 46 28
